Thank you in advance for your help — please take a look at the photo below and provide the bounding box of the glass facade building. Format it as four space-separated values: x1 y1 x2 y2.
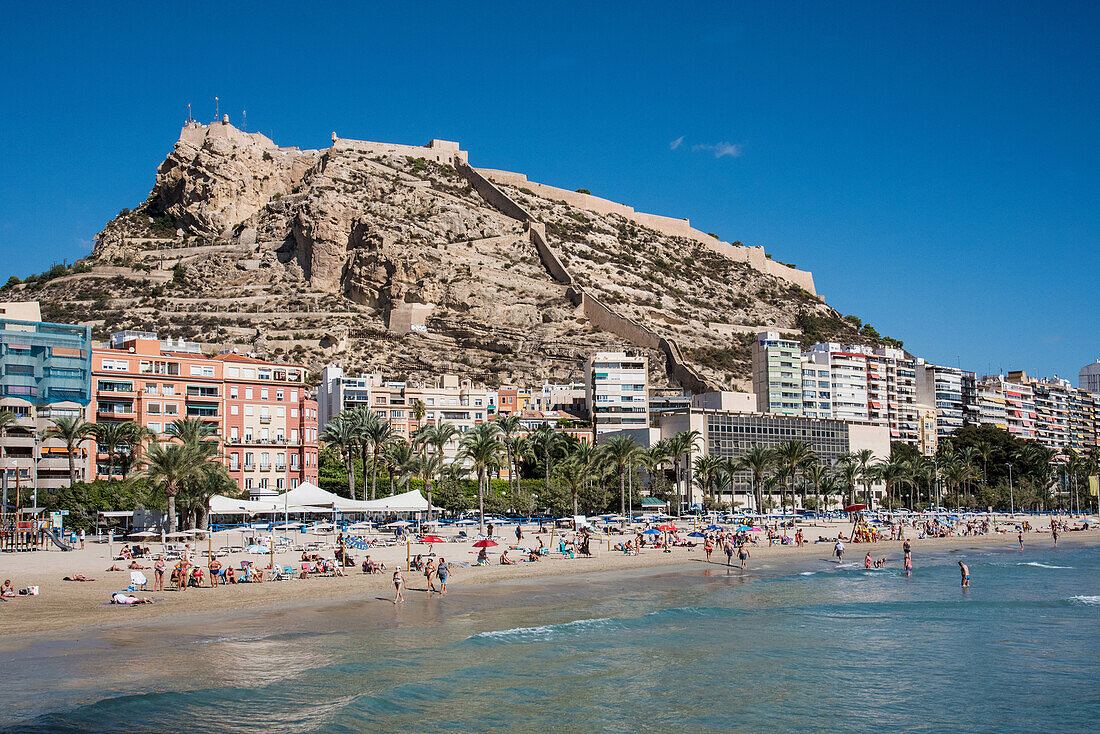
0 318 92 406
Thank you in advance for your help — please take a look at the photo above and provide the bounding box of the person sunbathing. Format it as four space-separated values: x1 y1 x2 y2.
499 550 516 565
63 575 95 581
477 548 490 565
128 561 149 570
111 593 155 605
106 565 124 572
527 551 540 562
225 567 237 583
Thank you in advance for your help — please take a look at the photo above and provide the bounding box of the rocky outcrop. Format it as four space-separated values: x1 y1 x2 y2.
15 121 873 392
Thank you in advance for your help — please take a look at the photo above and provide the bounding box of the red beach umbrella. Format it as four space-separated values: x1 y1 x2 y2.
472 539 498 548
420 535 445 544
843 504 867 513
656 524 678 532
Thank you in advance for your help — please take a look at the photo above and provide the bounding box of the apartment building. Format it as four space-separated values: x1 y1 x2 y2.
496 386 533 417
968 374 1035 439
1005 373 1096 453
0 303 93 491
800 357 832 419
1079 359 1100 397
585 352 649 437
805 344 869 422
91 332 318 493
915 404 938 456
534 380 587 417
752 332 803 415
915 359 972 440
317 366 490 455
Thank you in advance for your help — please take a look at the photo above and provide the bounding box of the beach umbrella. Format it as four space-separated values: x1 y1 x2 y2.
706 524 722 530
128 530 157 539
642 528 661 535
420 535 445 544
385 520 412 528
687 531 706 538
472 539 498 548
843 504 867 513
657 524 677 532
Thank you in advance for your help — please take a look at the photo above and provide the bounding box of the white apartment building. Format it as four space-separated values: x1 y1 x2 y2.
585 352 649 437
800 358 832 419
752 332 803 415
1079 360 1100 397
806 344 869 422
317 366 490 456
915 359 972 440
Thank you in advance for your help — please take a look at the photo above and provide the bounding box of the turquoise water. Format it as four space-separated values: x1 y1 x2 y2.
2 543 1098 732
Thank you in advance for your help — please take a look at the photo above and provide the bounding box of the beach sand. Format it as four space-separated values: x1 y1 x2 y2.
1 516 1096 651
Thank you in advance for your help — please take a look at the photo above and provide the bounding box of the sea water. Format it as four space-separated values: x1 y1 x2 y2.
1 543 1097 732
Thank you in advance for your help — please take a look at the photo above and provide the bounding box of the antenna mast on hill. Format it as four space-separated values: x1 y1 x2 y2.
187 102 193 123
242 109 247 131
215 96 219 121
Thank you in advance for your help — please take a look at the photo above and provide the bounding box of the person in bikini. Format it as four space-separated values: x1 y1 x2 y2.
393 569 405 604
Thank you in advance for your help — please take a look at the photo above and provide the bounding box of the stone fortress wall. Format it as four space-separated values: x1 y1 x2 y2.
476 169 816 295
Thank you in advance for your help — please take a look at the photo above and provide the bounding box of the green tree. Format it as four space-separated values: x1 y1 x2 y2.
44 415 94 486
775 440 815 513
738 446 773 514
141 442 206 530
321 413 358 498
458 422 503 535
601 435 645 516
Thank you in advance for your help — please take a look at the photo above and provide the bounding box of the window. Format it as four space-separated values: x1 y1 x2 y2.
245 478 253 490
229 453 240 471
230 405 239 415
290 454 300 470
261 388 269 400
189 364 214 377
147 403 161 414
260 453 270 470
276 453 286 471
227 367 240 378
230 426 239 441
277 407 285 418
245 387 253 400
291 389 298 402
230 386 238 399
148 422 161 434
260 478 269 490
291 408 298 418
276 478 285 490
291 429 298 444
145 383 158 394
164 404 178 415
162 384 175 395
102 359 129 372
245 405 254 416
291 478 300 489
244 453 254 469
276 389 284 401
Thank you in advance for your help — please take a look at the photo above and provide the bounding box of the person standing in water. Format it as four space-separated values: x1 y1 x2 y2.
436 558 449 594
834 539 845 564
958 561 969 588
904 554 913 576
1018 531 1024 550
393 569 405 604
738 542 750 570
1051 524 1059 547
864 552 873 569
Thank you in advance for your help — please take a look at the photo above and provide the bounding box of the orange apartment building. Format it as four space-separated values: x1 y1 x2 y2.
90 332 318 495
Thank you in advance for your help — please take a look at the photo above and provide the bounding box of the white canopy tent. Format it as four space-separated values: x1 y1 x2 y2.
207 484 430 516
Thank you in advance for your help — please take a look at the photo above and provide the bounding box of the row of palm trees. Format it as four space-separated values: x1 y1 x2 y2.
0 409 234 530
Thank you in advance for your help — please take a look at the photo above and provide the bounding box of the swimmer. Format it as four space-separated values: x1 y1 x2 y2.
904 555 912 576
864 552 873 569
958 561 969 588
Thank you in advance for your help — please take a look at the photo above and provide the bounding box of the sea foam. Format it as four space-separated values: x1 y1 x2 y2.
1017 562 1072 569
1068 595 1100 606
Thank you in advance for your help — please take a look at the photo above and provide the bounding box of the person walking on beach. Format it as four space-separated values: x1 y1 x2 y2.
738 543 750 570
834 539 845 564
1018 531 1024 550
958 561 969 588
515 525 523 543
79 529 85 550
1051 525 1059 547
424 559 437 593
393 570 405 604
704 536 714 562
437 559 450 594
724 539 735 567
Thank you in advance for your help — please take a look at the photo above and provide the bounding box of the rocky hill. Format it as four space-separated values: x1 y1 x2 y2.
2 120 889 391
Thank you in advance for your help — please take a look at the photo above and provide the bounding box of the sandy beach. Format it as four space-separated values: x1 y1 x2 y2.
1 516 1097 650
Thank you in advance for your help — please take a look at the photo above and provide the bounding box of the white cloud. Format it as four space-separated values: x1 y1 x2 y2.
691 141 743 158
669 135 684 150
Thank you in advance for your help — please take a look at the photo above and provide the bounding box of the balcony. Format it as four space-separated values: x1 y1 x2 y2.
260 416 271 424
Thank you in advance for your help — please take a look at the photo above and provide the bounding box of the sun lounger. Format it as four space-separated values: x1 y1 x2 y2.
130 571 148 590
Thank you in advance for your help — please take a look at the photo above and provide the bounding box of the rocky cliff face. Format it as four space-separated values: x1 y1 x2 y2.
9 121 875 390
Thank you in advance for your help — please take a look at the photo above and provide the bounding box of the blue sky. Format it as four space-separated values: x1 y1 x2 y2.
1 2 1096 381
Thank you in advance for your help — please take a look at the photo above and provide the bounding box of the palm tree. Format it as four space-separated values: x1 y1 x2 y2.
601 435 644 516
495 415 523 499
415 453 444 521
775 440 815 513
554 455 591 516
458 422 503 535
802 461 828 513
666 430 701 515
179 462 237 530
0 410 18 469
321 413 358 498
836 453 860 508
141 442 207 531
818 475 841 512
531 426 565 502
119 421 156 479
411 399 427 433
973 439 994 488
44 415 94 486
92 421 129 480
852 449 877 510
691 454 723 506
386 439 417 494
739 446 773 514
365 416 397 501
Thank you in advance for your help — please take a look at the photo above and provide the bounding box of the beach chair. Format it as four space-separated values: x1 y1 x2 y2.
301 562 315 576
129 571 148 590
283 565 296 579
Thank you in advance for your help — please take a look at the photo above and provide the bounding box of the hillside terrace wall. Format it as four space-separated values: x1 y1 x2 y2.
334 137 468 165
460 161 717 393
477 168 816 295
